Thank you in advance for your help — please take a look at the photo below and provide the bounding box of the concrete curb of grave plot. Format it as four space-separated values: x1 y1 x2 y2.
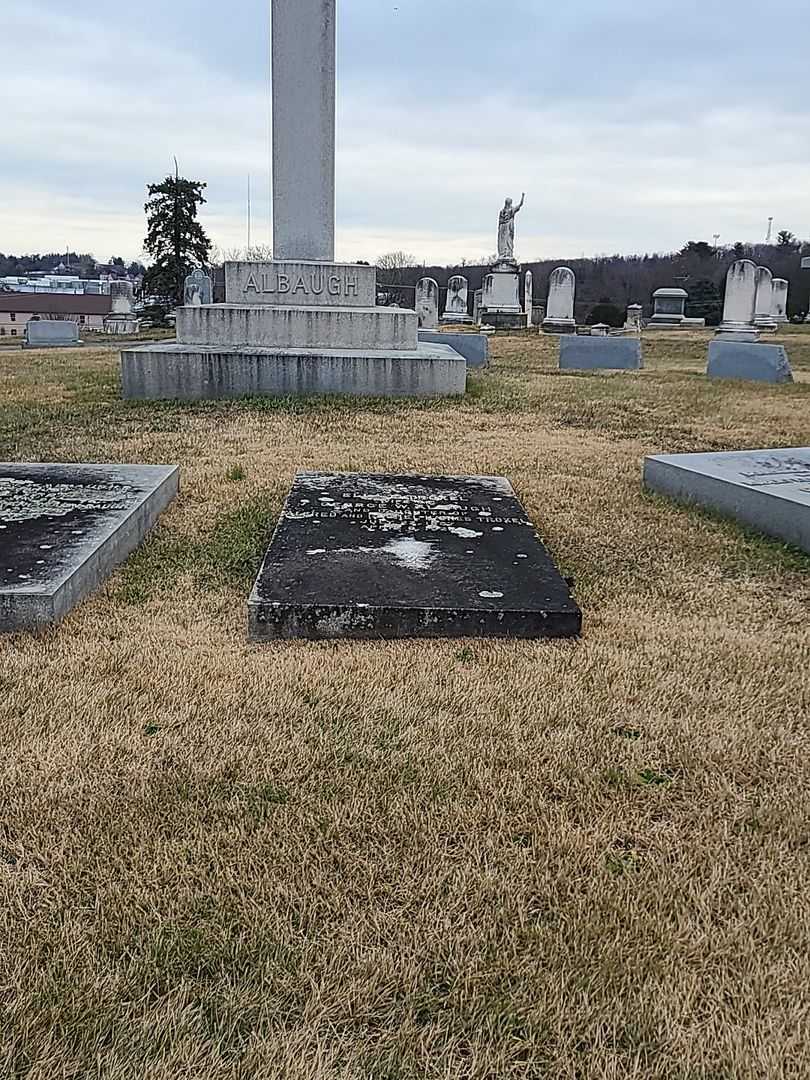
706 339 793 384
0 463 179 632
644 448 810 554
120 342 467 400
559 335 643 371
418 330 489 368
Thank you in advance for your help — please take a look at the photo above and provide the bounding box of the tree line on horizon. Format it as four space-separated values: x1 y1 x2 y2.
5 167 808 325
374 236 810 326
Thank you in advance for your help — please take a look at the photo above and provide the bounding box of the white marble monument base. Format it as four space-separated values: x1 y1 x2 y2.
441 312 473 325
542 318 577 335
715 323 760 342
121 342 467 401
176 304 415 351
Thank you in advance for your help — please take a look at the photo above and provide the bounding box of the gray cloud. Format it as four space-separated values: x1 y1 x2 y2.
2 0 808 263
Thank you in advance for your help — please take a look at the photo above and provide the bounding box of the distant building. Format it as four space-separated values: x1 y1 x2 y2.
0 293 112 338
0 274 112 295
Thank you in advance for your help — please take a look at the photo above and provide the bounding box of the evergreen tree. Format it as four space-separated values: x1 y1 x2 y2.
143 173 211 304
685 278 723 326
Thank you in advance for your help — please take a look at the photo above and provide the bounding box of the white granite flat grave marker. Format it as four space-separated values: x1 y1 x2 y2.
644 448 810 554
0 463 179 631
249 472 581 640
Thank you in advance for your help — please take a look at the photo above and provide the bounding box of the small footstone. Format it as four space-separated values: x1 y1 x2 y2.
249 472 581 640
0 463 179 631
644 448 810 553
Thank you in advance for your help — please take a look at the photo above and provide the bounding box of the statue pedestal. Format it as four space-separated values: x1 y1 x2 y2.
479 264 524 330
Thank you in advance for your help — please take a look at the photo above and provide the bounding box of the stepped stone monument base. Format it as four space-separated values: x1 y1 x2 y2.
122 260 466 401
121 341 465 400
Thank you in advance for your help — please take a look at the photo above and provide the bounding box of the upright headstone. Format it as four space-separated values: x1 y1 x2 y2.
109 281 135 315
753 266 777 332
624 303 643 331
103 280 140 333
416 278 439 329
716 259 759 339
542 268 576 334
271 0 335 261
184 269 213 307
473 289 483 325
441 276 472 324
524 270 533 328
771 278 789 324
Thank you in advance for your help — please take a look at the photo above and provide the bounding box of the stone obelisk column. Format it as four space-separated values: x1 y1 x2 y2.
271 0 336 262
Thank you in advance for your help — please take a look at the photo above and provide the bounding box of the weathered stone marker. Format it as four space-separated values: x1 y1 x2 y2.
542 268 576 334
644 448 810 554
248 472 581 640
0 463 179 631
442 275 472 324
24 320 81 348
706 339 793 383
560 335 642 370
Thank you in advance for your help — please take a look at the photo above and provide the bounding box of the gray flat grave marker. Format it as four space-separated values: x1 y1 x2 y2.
0 463 179 631
707 340 793 383
560 335 642 371
249 472 581 640
418 330 489 368
644 448 810 554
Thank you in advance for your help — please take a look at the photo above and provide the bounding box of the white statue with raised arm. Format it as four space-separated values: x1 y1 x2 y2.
497 193 525 263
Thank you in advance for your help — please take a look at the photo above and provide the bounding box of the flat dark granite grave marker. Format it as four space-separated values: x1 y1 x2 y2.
644 447 810 554
249 472 581 640
0 463 179 631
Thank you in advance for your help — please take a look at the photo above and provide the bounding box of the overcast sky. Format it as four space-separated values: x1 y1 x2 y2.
3 0 809 265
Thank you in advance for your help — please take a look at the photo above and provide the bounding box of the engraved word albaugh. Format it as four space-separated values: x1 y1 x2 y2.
243 268 359 300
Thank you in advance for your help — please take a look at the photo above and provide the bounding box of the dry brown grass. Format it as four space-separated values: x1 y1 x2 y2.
1 329 810 1079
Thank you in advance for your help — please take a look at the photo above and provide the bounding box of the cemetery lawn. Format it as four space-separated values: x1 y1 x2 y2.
2 328 810 1079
